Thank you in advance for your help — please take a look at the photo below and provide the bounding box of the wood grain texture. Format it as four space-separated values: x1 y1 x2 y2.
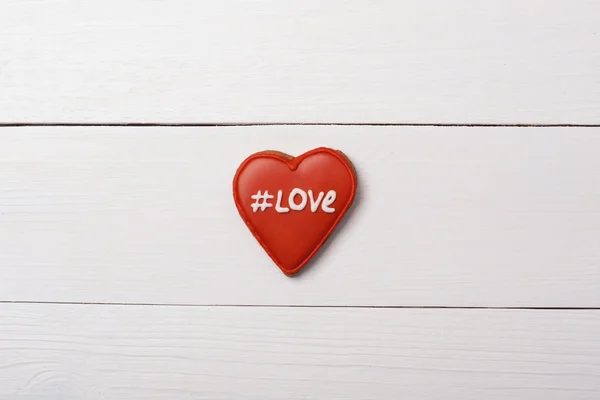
1 304 599 399
2 0 600 124
1 126 599 307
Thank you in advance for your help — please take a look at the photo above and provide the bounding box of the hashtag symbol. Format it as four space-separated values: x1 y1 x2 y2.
250 190 274 212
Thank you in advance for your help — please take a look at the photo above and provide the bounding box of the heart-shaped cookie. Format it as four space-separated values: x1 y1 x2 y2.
233 147 357 276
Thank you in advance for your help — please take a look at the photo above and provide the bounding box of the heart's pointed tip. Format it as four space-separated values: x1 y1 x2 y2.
277 263 304 277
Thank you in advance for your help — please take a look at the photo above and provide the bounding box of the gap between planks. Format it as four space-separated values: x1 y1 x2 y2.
1 123 600 128
1 301 599 310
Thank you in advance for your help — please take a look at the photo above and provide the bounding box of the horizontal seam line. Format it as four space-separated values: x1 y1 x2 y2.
0 301 599 310
0 123 600 128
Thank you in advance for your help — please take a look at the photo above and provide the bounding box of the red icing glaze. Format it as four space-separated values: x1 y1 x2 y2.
233 148 357 276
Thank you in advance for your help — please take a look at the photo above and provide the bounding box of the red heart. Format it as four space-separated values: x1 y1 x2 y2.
233 148 357 276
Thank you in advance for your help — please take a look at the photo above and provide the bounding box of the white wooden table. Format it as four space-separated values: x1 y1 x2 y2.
1 1 599 398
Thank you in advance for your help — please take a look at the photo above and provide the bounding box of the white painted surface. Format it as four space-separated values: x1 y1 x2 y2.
2 0 600 124
3 1 600 397
1 305 599 399
1 126 599 307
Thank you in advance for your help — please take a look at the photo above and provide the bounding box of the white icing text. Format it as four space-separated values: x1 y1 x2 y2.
250 189 336 213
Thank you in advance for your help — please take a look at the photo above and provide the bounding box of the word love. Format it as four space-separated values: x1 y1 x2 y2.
250 188 337 214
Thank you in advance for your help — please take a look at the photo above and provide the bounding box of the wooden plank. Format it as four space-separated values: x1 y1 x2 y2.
0 305 599 399
1 0 599 124
1 126 599 306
